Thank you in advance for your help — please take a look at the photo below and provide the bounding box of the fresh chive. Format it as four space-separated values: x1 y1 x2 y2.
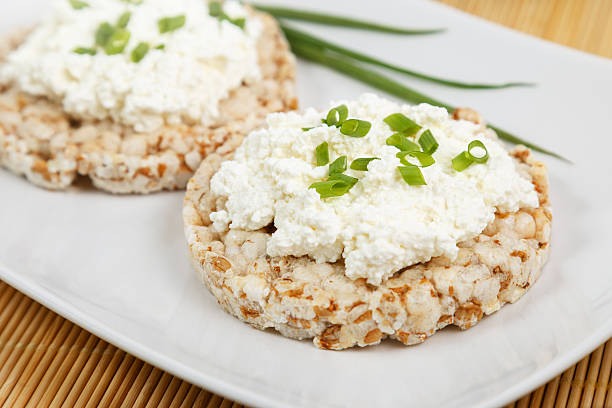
309 179 352 198
385 133 420 152
289 41 568 162
209 1 223 17
328 173 359 188
397 151 435 167
329 156 347 175
418 130 439 155
104 28 131 55
340 119 371 138
467 140 489 163
73 47 97 55
281 25 533 90
131 42 149 62
69 0 89 9
324 104 348 127
398 166 427 185
302 127 314 131
452 151 474 172
350 157 379 171
384 113 421 135
95 22 115 47
154 44 165 50
117 12 132 29
253 4 444 35
158 15 186 34
315 142 329 166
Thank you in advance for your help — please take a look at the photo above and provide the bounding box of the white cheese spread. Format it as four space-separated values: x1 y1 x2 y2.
0 0 262 131
210 94 539 285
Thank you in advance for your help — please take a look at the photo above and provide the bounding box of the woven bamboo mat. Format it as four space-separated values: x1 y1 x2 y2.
1 1 611 407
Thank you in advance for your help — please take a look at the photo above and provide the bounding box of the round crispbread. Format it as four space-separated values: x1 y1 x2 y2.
0 10 297 193
183 119 552 350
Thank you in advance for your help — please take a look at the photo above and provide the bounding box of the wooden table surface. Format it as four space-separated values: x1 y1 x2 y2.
2 1 611 407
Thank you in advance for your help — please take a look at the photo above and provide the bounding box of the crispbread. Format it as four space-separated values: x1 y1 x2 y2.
183 121 552 350
0 10 297 193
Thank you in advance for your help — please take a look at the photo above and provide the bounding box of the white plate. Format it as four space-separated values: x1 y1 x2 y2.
2 1 612 407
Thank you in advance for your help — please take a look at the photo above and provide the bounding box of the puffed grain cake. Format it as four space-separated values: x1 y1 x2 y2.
183 112 552 350
0 10 297 193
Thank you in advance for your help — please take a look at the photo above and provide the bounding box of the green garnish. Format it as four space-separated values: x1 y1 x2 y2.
398 166 426 186
209 1 223 17
385 133 420 152
280 25 532 90
95 23 115 47
350 157 379 171
452 140 490 172
328 173 358 187
302 127 314 131
418 130 438 155
69 0 89 9
383 113 421 135
329 156 347 175
231 18 246 29
117 12 132 29
131 42 149 62
340 119 371 138
252 5 444 35
452 151 474 172
158 15 186 34
315 142 329 166
324 104 348 127
288 41 568 162
73 47 97 55
397 151 435 167
104 28 131 55
467 140 489 163
154 44 165 50
309 179 352 198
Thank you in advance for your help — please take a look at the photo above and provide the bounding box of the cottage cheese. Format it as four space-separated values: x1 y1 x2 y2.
0 0 262 131
210 94 539 285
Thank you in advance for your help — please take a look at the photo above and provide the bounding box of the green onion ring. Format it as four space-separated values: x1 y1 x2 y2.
397 166 426 186
418 129 439 155
340 119 371 138
309 179 352 198
385 133 420 152
452 151 474 172
325 104 349 127
328 173 358 187
329 156 347 175
397 151 435 167
467 140 489 164
315 142 329 166
350 157 380 171
383 113 421 135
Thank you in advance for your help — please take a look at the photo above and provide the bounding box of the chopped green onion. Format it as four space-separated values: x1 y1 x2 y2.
69 0 89 9
287 41 570 163
158 15 186 34
467 140 489 164
154 44 165 50
309 179 352 198
398 166 426 186
418 130 438 155
397 151 435 167
117 12 132 29
340 119 371 138
329 156 347 175
350 157 379 171
383 113 421 135
252 5 444 35
315 142 329 166
209 1 223 17
452 151 474 172
324 104 348 127
231 18 246 29
131 42 149 62
302 127 314 131
95 22 115 47
73 47 97 55
385 133 420 152
104 28 131 55
328 173 358 187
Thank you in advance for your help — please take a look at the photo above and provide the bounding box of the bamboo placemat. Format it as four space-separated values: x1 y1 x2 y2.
2 1 611 407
